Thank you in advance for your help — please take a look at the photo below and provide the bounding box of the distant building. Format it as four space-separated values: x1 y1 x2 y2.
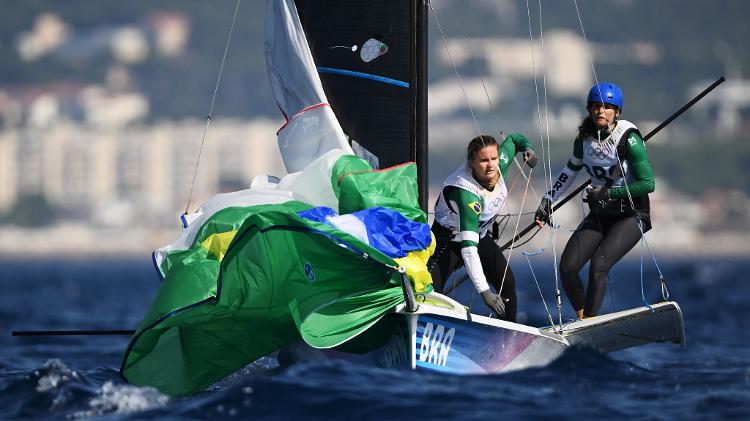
0 83 148 129
428 31 663 137
15 10 192 64
79 86 149 128
691 78 750 138
146 11 191 58
16 13 71 62
110 27 149 64
0 119 285 226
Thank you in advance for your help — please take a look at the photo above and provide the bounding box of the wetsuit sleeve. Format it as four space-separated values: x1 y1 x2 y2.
610 132 655 199
498 132 534 178
444 186 482 247
544 136 583 201
444 187 490 293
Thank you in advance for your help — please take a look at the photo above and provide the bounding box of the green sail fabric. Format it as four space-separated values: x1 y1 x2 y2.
121 201 403 396
333 156 427 223
299 287 405 349
121 151 433 396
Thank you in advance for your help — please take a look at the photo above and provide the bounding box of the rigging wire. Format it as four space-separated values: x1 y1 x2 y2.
430 1 530 207
439 0 538 298
432 0 557 321
430 2 535 308
452 2 541 201
428 2 484 143
573 0 615 133
574 0 668 306
184 0 242 215
453 3 504 141
524 0 563 326
519 227 559 326
572 0 603 105
536 0 560 325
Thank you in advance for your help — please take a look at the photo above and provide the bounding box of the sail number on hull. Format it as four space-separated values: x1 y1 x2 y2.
418 322 456 366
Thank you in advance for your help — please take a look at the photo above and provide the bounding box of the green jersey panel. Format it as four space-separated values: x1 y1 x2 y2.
444 186 482 248
609 131 655 199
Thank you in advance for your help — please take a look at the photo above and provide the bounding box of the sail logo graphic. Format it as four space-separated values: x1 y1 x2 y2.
329 38 389 63
360 38 388 63
303 263 316 283
418 322 455 367
486 193 505 212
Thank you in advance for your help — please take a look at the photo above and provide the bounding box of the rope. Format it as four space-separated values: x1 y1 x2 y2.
520 226 563 329
499 167 534 295
639 234 654 312
523 252 556 327
572 0 601 89
184 0 241 215
612 151 667 309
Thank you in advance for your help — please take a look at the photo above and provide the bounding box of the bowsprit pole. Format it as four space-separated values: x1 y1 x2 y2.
499 76 726 251
12 329 135 336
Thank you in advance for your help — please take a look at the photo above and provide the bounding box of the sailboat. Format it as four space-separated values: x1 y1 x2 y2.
120 0 685 396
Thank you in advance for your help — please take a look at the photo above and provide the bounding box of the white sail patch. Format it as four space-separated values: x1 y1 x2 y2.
360 38 388 63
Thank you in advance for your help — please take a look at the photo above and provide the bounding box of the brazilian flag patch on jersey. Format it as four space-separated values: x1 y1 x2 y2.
468 201 482 215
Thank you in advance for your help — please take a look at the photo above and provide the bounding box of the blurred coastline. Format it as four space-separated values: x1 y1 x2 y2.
1 2 749 259
1 117 748 258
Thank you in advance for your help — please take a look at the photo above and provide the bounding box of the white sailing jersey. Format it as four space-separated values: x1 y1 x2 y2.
434 163 508 241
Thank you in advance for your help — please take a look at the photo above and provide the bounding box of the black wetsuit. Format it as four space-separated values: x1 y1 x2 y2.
548 123 654 317
560 212 650 316
428 222 517 322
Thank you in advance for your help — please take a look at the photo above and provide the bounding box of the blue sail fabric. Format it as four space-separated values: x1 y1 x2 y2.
299 206 431 258
297 206 338 223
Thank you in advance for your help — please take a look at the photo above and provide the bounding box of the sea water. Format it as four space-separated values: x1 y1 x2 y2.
0 257 748 420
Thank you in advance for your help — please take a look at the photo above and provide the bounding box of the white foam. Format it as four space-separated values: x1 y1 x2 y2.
34 359 79 393
70 381 169 419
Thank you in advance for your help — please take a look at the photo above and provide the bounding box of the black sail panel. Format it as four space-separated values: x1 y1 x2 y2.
294 0 414 170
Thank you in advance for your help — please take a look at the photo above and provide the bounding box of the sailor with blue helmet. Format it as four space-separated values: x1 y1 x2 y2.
535 82 656 319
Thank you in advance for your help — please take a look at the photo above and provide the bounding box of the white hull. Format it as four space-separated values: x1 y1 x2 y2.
550 301 685 353
280 295 685 374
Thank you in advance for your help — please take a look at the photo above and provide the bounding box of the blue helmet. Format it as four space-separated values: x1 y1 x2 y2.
587 82 623 110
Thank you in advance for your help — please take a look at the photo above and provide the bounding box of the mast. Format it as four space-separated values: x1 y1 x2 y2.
413 0 429 212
